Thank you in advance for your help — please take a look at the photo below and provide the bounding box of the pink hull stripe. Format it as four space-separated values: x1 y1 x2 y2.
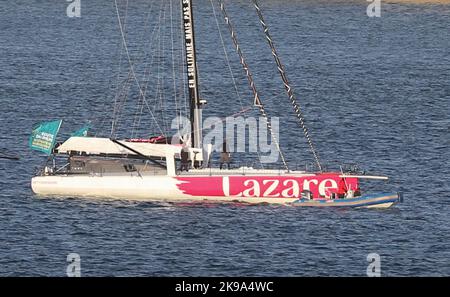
175 174 359 199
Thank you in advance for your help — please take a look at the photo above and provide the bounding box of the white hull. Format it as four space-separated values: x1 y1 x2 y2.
31 174 297 204
31 173 399 208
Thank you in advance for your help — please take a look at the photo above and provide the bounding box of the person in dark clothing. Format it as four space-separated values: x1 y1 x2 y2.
220 141 231 170
180 147 190 172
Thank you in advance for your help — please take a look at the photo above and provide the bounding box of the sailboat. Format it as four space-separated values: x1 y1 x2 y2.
31 0 402 208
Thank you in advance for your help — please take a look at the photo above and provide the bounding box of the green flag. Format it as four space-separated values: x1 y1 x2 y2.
71 123 91 137
29 120 62 155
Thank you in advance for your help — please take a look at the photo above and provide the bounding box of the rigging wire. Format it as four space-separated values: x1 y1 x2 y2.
111 76 133 138
128 0 185 139
160 1 170 135
216 0 289 171
113 0 165 137
251 0 323 172
110 0 128 137
88 1 130 138
209 0 244 110
170 0 181 132
135 0 166 137
130 0 161 137
210 0 268 168
114 4 152 138
157 1 167 134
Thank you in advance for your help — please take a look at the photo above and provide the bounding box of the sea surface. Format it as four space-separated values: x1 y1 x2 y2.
0 0 449 276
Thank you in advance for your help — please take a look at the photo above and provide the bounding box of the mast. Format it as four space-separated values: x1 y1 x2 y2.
182 0 205 150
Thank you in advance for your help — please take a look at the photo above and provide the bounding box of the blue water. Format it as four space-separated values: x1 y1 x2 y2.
0 0 449 276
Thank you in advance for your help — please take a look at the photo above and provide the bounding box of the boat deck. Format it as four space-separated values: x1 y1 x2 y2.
49 167 313 177
44 156 319 177
178 167 310 176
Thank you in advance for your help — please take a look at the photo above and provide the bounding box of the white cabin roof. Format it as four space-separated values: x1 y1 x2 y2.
56 137 183 158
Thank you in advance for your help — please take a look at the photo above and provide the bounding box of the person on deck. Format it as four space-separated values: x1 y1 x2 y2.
180 146 190 172
220 141 231 170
